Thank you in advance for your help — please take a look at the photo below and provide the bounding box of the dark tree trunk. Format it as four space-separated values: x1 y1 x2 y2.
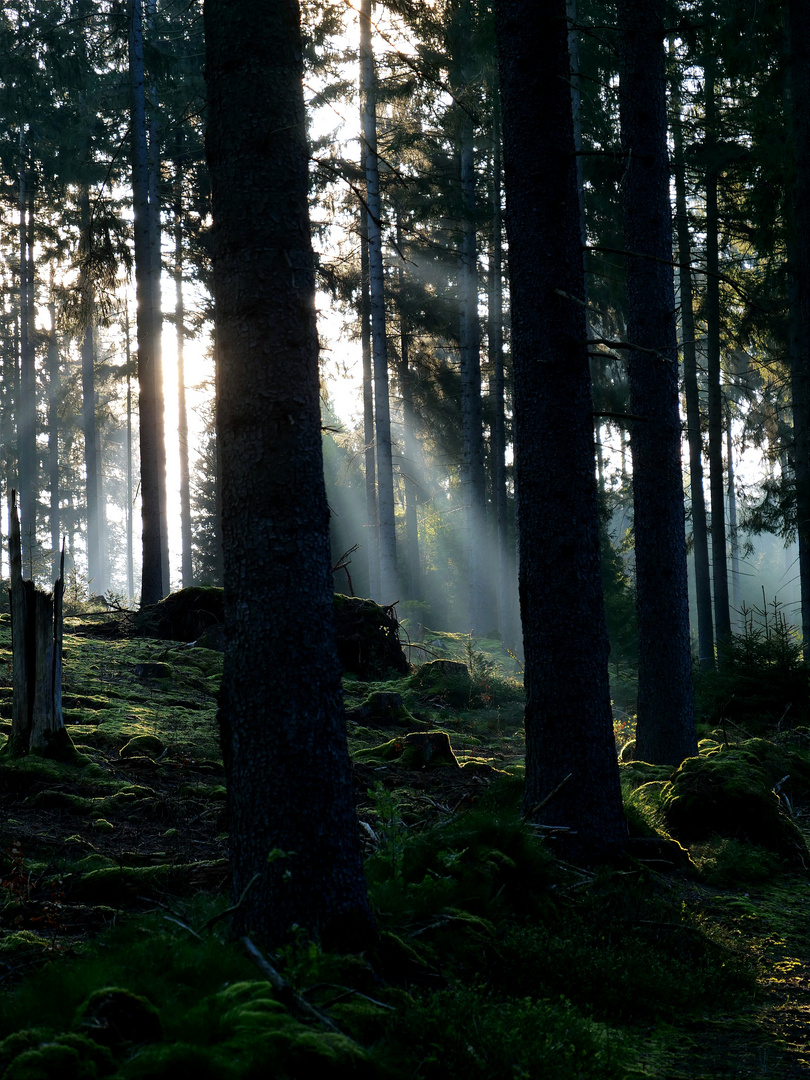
488 91 512 643
129 0 168 605
174 145 193 588
18 149 36 555
495 0 627 860
7 491 73 761
359 109 379 597
205 0 374 947
789 0 810 660
672 82 714 669
360 0 398 602
618 0 697 765
48 302 61 583
703 57 732 654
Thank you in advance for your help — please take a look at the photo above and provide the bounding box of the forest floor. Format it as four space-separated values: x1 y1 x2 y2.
0 608 808 1077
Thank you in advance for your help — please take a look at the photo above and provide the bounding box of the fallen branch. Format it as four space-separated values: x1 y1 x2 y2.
240 936 344 1035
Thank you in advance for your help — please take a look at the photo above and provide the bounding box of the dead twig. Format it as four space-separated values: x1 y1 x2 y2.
240 936 345 1036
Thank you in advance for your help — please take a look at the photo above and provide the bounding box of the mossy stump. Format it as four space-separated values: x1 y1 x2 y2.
334 595 409 678
5 491 76 762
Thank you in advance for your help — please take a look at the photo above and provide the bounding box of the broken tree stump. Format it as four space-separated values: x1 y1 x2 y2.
6 490 75 760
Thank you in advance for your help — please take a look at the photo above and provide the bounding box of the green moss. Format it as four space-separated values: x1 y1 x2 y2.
74 987 162 1050
659 744 810 865
119 735 165 759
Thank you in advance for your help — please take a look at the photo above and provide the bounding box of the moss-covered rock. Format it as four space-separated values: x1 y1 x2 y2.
659 745 810 865
413 660 472 706
119 735 165 760
74 987 162 1050
618 760 673 790
0 1030 114 1079
346 691 422 730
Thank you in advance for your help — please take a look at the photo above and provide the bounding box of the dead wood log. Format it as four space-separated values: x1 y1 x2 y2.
6 491 75 760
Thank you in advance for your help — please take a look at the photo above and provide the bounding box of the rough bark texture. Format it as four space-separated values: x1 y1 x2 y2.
7 492 72 760
618 0 697 766
495 0 627 860
129 0 168 606
789 0 810 659
205 0 374 947
703 57 732 653
672 91 714 668
360 0 398 603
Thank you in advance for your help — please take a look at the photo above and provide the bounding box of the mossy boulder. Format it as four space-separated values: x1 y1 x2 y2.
120 735 165 760
413 660 472 706
619 760 673 790
659 745 810 865
74 988 162 1051
346 691 422 729
0 1031 115 1079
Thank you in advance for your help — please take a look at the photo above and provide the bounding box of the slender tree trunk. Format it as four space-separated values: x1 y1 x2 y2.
455 0 487 632
788 0 810 659
488 90 511 642
48 301 61 583
704 57 732 655
359 100 379 597
18 143 36 555
174 146 193 587
360 0 398 601
672 79 714 668
125 306 135 601
395 222 421 602
618 0 697 765
205 0 374 946
80 320 104 593
129 0 168 605
726 407 741 628
495 0 627 859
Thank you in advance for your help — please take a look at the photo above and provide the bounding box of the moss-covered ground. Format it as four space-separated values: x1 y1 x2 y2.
0 616 809 1076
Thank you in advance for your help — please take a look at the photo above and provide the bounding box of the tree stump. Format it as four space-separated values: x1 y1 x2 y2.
6 491 75 760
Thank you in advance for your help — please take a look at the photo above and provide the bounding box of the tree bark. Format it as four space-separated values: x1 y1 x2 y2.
703 55 732 654
672 79 714 669
359 94 379 598
18 143 37 558
360 0 398 602
174 144 193 588
495 0 627 860
205 0 374 946
48 301 61 584
7 491 73 761
788 0 810 660
129 0 168 605
618 0 697 766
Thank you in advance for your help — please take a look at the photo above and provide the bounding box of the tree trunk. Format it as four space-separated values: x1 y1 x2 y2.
487 90 512 643
672 78 714 669
48 301 61 583
359 100 379 598
205 0 374 947
360 0 398 602
495 0 627 860
18 144 37 558
7 491 74 761
618 0 697 766
704 55 732 655
726 407 741 628
788 0 810 660
174 144 193 588
129 0 168 605
125 307 135 601
455 0 487 633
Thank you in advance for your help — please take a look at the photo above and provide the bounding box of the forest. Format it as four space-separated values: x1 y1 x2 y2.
1 0 810 1077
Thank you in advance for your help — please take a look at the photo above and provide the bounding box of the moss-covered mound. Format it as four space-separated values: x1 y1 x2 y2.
659 743 810 865
136 587 224 643
413 659 472 706
333 595 409 679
